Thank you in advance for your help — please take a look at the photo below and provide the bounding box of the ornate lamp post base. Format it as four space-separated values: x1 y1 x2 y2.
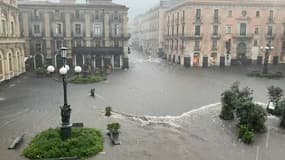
61 124 72 140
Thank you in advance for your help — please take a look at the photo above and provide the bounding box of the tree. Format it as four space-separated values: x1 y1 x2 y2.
237 102 267 133
220 90 236 120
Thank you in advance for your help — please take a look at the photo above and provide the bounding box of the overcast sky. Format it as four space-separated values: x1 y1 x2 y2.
37 0 159 21
113 0 159 19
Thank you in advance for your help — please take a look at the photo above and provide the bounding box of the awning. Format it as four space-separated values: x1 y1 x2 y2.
72 47 124 56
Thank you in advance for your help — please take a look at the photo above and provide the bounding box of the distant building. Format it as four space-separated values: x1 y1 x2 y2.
164 0 285 67
0 0 26 82
19 0 130 71
132 0 184 56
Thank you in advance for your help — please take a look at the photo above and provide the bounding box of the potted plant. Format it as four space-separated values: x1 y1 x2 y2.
105 106 112 116
107 123 121 145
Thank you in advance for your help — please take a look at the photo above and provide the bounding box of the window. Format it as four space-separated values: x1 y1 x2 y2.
182 10 185 21
93 24 102 36
213 25 218 35
228 10 232 17
95 40 101 47
9 54 12 71
194 40 200 51
55 10 60 18
95 11 99 20
75 24 81 35
270 10 274 18
267 26 273 35
11 21 14 35
212 39 218 50
34 9 39 17
55 23 62 35
282 41 285 50
283 26 285 35
0 54 3 75
256 11 260 17
75 10 80 19
214 9 219 19
2 20 6 34
240 23 246 35
254 40 258 46
114 24 120 35
242 10 247 17
114 11 119 20
55 40 62 49
182 24 185 36
34 24 40 34
226 26 232 34
114 40 119 47
196 9 201 20
254 27 259 34
114 55 120 68
195 25 200 35
35 43 41 53
75 39 82 47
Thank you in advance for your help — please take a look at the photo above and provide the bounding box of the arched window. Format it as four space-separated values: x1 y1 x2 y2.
0 53 3 77
17 52 21 72
8 53 12 72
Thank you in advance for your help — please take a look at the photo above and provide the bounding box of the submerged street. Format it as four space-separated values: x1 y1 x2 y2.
1 50 285 160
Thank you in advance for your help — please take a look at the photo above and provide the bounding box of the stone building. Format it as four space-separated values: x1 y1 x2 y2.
19 0 130 70
132 0 184 56
0 0 25 82
164 0 285 67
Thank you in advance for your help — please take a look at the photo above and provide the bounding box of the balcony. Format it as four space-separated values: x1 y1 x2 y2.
211 34 221 39
232 33 253 40
110 33 131 40
180 34 202 40
213 17 220 24
266 33 276 39
268 17 274 24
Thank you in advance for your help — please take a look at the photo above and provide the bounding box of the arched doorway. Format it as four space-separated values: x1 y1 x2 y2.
210 52 218 66
237 42 247 64
193 53 200 67
76 54 83 67
35 54 44 68
0 52 3 80
8 53 13 74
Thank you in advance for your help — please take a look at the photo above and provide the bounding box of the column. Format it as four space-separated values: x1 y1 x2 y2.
111 55 114 68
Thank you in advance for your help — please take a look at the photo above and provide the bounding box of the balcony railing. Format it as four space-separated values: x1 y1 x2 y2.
211 33 221 39
110 33 131 40
232 33 253 39
266 33 276 39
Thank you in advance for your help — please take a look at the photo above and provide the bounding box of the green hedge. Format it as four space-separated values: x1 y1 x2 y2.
69 75 106 84
248 71 283 79
23 128 104 160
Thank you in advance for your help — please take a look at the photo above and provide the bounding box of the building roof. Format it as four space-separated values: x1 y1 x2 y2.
18 0 128 10
72 47 124 56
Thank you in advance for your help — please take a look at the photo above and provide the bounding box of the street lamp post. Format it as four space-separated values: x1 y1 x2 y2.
47 47 82 140
261 43 274 74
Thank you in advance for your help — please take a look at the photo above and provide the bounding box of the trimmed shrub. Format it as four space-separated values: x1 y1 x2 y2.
35 67 49 77
23 128 104 160
242 129 255 144
107 123 120 134
69 75 106 84
248 71 283 79
105 106 112 116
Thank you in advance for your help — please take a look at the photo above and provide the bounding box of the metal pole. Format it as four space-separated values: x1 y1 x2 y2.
263 45 270 74
60 55 71 140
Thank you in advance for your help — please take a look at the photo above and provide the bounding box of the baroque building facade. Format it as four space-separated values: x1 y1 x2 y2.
164 0 285 67
132 0 184 56
0 0 25 82
19 0 130 70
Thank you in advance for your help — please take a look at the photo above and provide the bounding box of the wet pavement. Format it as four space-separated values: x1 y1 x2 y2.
1 50 285 160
